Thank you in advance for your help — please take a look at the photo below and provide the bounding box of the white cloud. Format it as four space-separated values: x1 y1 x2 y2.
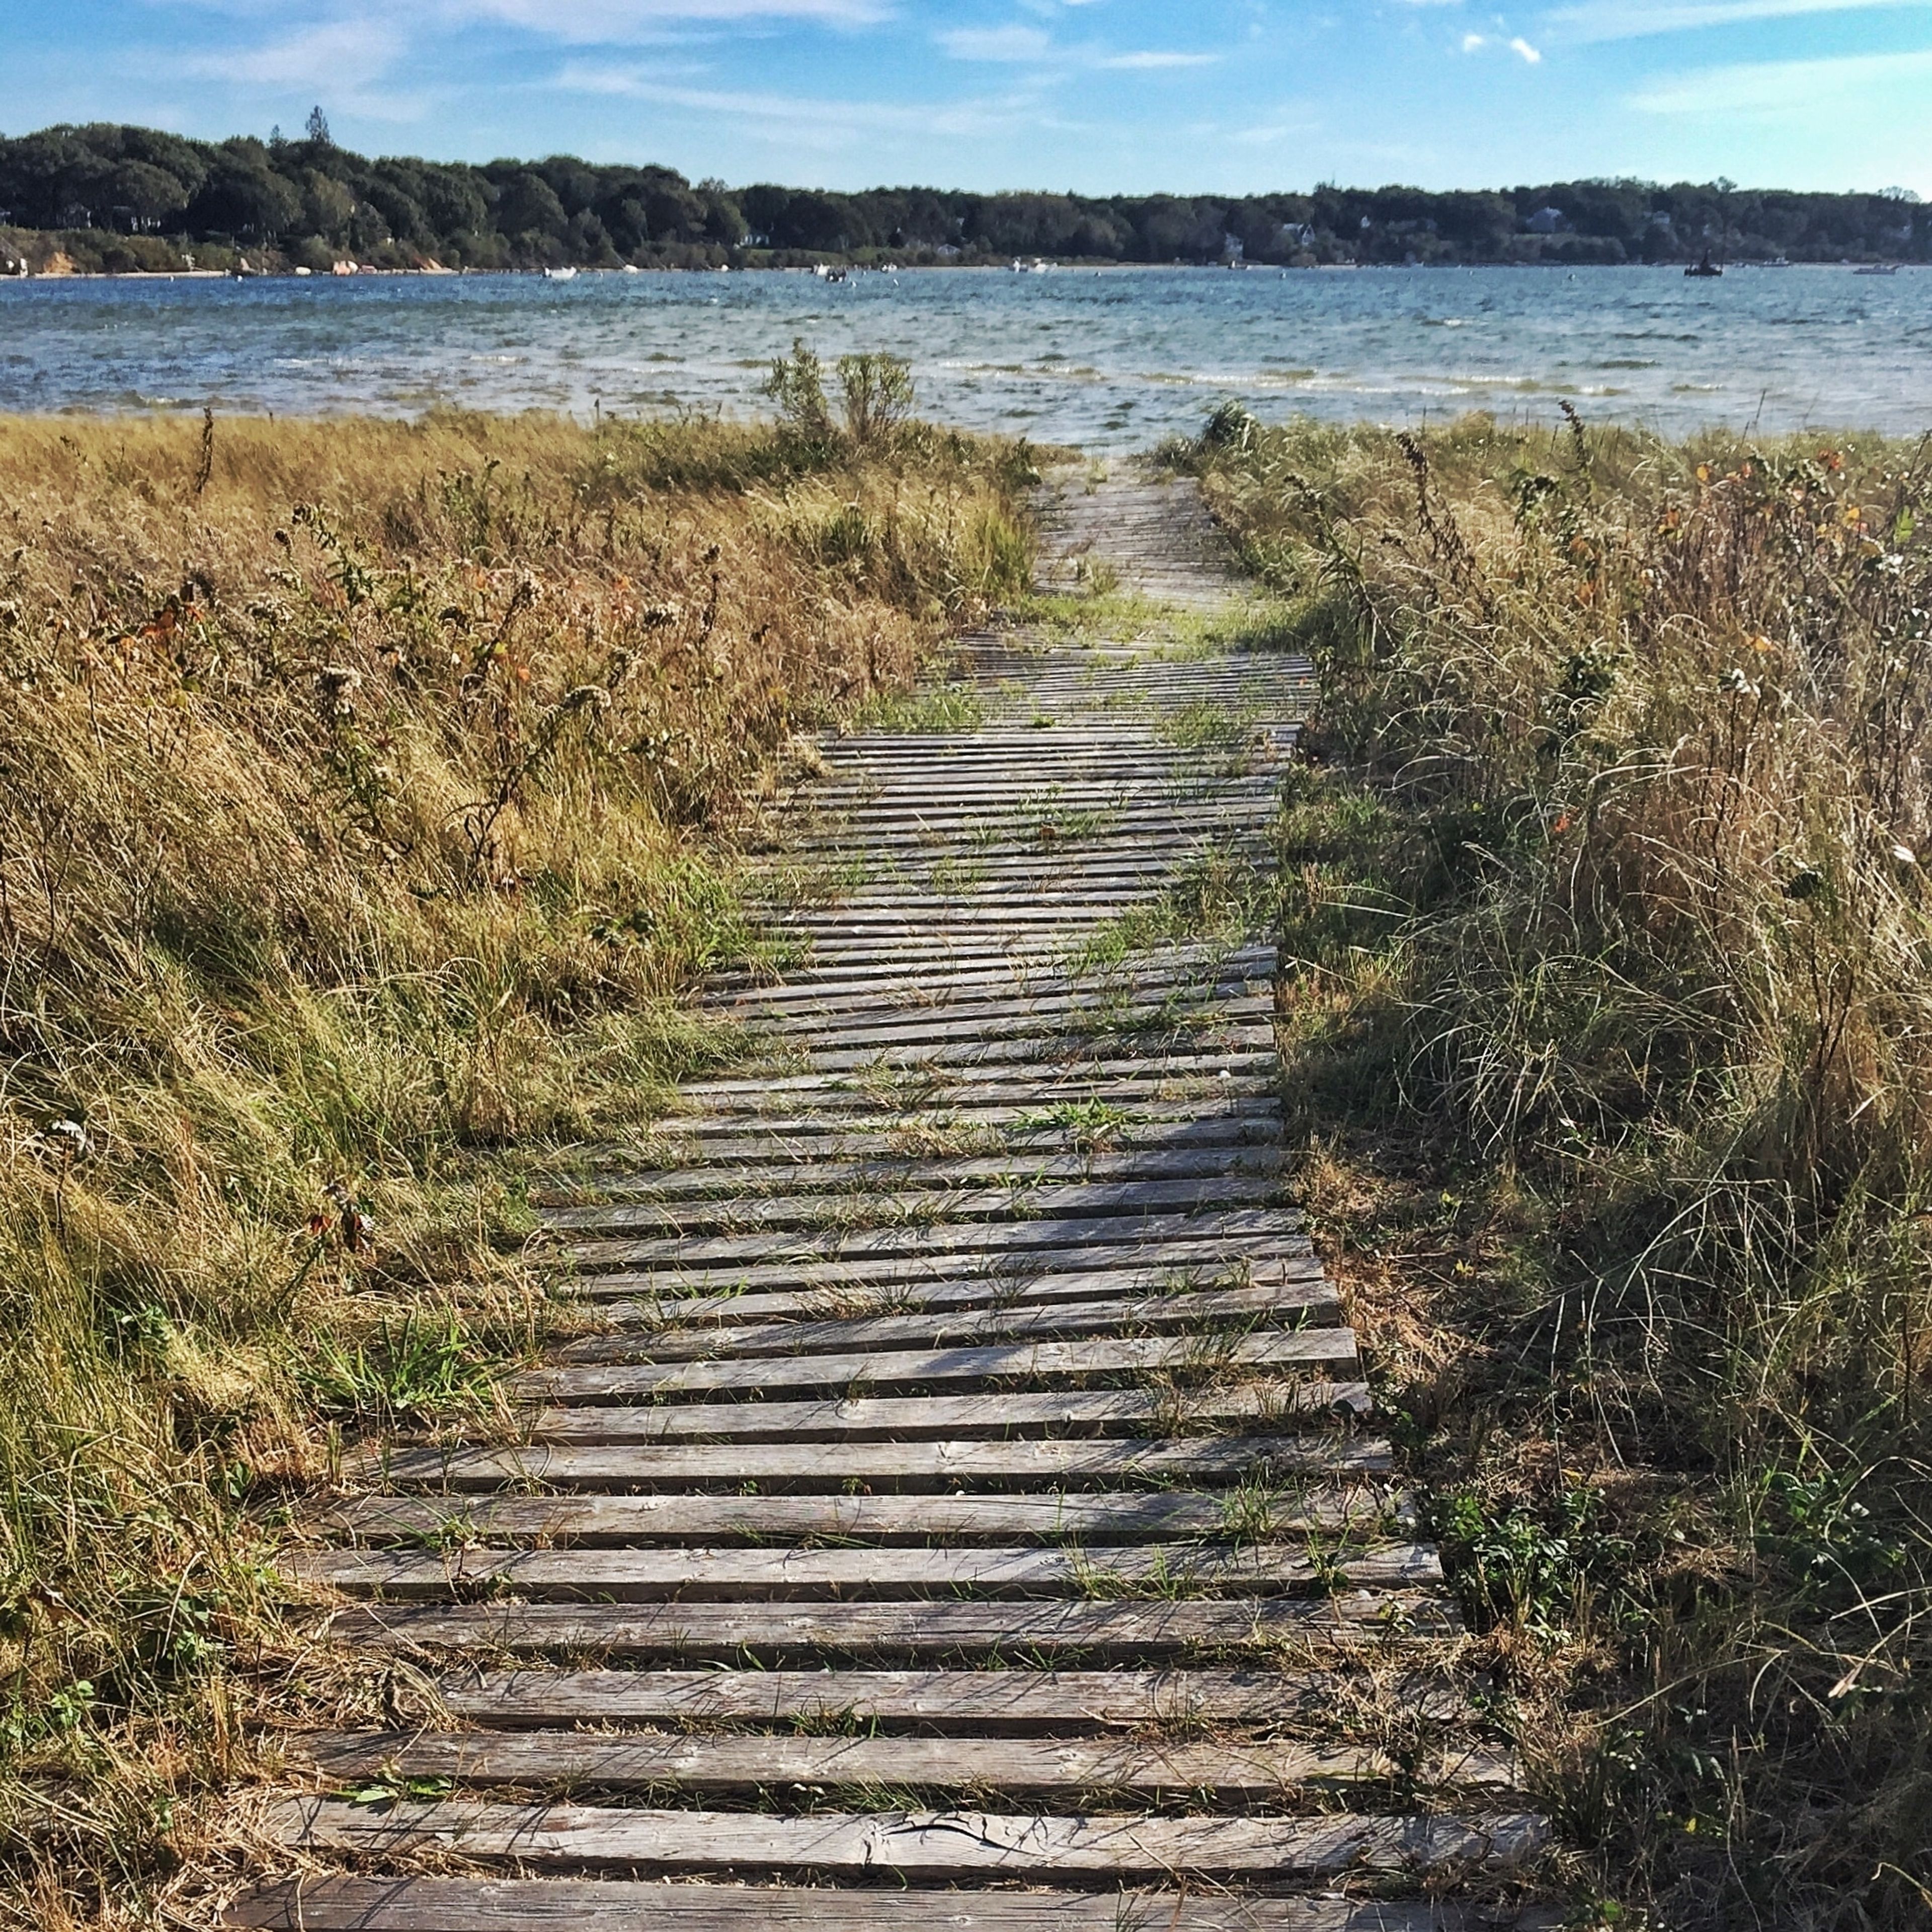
1630 43 1932 111
1101 48 1221 65
1231 111 1320 145
181 18 405 88
1509 33 1542 57
445 0 890 41
934 27 1219 71
1549 0 1932 41
1462 30 1487 47
548 66 1044 148
937 23 1054 59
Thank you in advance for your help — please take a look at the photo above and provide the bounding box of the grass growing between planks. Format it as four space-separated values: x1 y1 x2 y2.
1177 404 1932 1927
0 383 1034 1926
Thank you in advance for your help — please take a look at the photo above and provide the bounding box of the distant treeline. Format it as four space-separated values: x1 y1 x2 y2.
1 118 1926 275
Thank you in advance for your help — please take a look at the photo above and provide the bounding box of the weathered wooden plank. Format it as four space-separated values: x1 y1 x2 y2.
557 1281 1326 1367
286 1540 1441 1601
563 1145 1287 1206
761 1027 1280 1082
352 1431 1390 1494
316 1483 1393 1548
557 1137 1285 1206
617 1130 1286 1186
561 1205 1308 1274
656 1082 1286 1137
517 1327 1355 1403
765 910 1253 937
545 1176 1283 1243
798 780 1263 811
677 1052 1279 1105
708 942 1277 1009
789 809 1232 837
431 1664 1470 1730
590 1257 1327 1332
780 817 1271 852
645 1097 1282 1136
518 1381 1371 1447
659 1079 1281 1131
565 1233 1317 1303
264 1798 1545 1876
798 780 1274 811
287 1729 1517 1797
326 1592 1462 1656
755 878 1265 921
225 1876 1557 1930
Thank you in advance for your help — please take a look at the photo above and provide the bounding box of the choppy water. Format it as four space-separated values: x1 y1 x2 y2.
2 264 1928 450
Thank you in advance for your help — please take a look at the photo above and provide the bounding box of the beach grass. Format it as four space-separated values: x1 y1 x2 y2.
1179 404 1932 1928
0 398 1033 1925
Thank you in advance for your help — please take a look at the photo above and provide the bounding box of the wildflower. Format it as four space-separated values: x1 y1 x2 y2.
323 1178 375 1255
561 685 611 712
43 1119 91 1166
317 665 362 714
1720 668 1758 698
1749 634 1774 655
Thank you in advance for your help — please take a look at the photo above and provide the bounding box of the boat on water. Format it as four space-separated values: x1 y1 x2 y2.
543 265 578 282
1854 262 1901 276
1685 251 1723 278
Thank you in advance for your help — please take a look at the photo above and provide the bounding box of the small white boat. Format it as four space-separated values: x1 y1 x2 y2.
1854 262 1901 276
544 265 579 282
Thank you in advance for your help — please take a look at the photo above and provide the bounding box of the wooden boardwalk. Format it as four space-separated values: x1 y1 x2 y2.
233 472 1549 1930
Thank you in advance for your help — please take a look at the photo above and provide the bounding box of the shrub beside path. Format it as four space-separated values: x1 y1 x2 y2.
229 467 1553 1930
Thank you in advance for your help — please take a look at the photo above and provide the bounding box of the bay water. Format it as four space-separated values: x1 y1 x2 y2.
2 263 1926 450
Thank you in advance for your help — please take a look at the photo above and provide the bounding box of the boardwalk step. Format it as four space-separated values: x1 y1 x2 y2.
316 1483 1395 1546
227 1878 1557 1929
561 1205 1310 1272
587 1257 1326 1329
555 1281 1331 1364
517 1328 1359 1402
325 1593 1462 1656
514 1381 1370 1445
430 1665 1474 1729
286 1730 1520 1797
263 1798 1547 1876
288 1540 1440 1600
350 1430 1391 1493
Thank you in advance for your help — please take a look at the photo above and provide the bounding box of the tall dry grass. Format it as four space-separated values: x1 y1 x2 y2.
0 390 1033 1923
1186 406 1932 1927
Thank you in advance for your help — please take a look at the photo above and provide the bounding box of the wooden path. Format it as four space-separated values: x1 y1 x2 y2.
232 472 1550 1929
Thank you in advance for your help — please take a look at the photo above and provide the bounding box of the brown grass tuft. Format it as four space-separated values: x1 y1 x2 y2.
1185 407 1932 1928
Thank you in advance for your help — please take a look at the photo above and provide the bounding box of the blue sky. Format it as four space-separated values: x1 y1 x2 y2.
4 0 1928 194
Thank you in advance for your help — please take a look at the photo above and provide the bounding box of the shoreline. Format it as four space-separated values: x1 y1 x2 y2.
3 259 1918 284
